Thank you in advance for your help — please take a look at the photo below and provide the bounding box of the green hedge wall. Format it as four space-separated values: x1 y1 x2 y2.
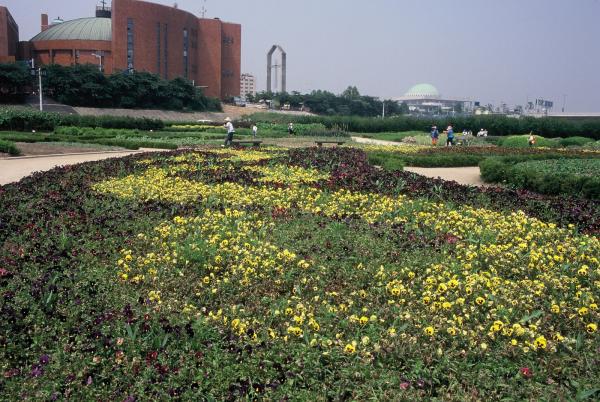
480 157 600 199
250 113 600 139
0 108 164 132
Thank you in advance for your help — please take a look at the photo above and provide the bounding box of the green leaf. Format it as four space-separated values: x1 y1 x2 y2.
576 388 599 401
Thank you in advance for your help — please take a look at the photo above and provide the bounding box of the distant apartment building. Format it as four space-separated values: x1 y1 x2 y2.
0 7 19 63
240 73 256 99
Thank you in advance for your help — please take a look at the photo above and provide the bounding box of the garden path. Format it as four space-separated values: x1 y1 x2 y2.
351 136 405 146
350 137 488 186
0 149 162 186
404 166 487 187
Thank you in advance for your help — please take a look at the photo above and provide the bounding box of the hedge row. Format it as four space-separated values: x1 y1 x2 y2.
250 113 600 139
0 139 20 156
480 157 600 199
0 108 164 132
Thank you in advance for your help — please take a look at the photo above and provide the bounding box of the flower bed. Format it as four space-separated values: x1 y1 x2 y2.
0 147 598 400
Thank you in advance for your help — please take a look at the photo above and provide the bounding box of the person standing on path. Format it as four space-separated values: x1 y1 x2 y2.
252 124 258 139
430 126 439 146
288 122 294 136
446 125 455 146
223 117 235 147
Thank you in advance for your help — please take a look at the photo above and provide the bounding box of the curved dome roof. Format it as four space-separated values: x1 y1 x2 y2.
404 83 440 99
31 18 111 42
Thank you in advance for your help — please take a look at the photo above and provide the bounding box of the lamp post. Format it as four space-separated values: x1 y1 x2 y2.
91 51 103 72
30 67 47 111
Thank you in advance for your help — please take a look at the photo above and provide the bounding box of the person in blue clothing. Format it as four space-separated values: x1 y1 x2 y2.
430 125 439 146
446 125 454 146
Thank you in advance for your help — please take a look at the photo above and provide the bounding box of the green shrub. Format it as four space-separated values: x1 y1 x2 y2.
0 139 20 155
499 135 560 148
0 107 164 132
481 157 600 199
559 136 594 147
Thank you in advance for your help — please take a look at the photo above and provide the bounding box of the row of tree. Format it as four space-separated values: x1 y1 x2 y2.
246 86 409 117
0 62 221 111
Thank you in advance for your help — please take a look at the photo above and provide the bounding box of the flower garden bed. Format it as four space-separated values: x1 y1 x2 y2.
0 147 598 400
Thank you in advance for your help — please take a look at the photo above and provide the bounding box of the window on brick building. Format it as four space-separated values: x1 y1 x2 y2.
164 24 168 78
127 18 134 71
183 28 189 79
156 22 161 74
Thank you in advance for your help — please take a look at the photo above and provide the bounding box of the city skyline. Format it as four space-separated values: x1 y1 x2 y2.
3 0 600 111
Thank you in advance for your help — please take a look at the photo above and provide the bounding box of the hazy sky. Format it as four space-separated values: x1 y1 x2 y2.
4 0 600 111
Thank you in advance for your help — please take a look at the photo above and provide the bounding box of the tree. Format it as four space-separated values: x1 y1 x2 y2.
0 62 30 103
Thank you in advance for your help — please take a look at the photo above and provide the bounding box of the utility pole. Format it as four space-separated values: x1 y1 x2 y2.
382 101 385 118
38 68 43 111
562 94 567 113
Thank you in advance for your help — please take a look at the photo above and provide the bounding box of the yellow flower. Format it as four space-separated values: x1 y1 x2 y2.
447 327 457 336
579 307 589 316
534 336 547 349
475 297 485 305
490 321 504 332
344 344 356 354
359 316 369 326
586 323 597 333
424 326 435 336
550 304 560 314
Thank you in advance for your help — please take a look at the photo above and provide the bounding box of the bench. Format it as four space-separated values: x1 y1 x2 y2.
231 140 263 147
315 140 345 147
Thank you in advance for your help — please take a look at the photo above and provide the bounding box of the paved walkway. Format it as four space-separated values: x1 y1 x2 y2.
404 166 486 187
0 149 162 186
351 136 407 146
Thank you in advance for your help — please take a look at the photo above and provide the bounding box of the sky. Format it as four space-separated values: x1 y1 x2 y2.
4 0 600 112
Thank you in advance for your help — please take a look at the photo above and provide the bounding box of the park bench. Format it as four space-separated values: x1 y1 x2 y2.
231 140 263 147
315 140 345 147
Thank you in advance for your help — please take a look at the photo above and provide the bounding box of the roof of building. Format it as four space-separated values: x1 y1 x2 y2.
404 83 440 99
31 17 112 42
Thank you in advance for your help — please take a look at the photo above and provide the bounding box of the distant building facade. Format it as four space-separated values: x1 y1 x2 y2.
395 83 471 116
2 0 241 99
0 7 19 63
240 73 256 99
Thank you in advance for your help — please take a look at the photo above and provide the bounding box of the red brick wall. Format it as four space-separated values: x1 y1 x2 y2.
30 40 113 73
112 0 198 80
0 7 19 59
197 18 222 98
220 22 241 99
112 0 241 99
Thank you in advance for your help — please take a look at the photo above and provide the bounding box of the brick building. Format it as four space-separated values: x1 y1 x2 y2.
0 7 19 63
6 0 240 99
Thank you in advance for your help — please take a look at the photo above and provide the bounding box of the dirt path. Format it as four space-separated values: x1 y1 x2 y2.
0 149 163 186
404 166 487 187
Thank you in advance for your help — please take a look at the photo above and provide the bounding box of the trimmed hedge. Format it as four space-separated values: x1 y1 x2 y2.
480 157 600 199
250 113 600 139
0 108 164 132
0 139 20 156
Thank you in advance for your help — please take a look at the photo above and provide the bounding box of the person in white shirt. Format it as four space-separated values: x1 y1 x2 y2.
252 124 258 139
223 117 235 146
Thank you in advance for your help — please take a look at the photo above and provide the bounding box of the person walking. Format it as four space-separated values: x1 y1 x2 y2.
252 124 258 139
446 125 454 146
528 132 536 147
223 117 235 147
430 125 439 146
288 122 294 136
